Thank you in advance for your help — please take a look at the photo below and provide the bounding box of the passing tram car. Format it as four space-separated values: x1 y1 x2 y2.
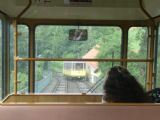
63 61 87 79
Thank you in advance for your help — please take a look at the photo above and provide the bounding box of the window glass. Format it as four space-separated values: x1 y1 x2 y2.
10 25 29 94
9 25 14 93
127 27 148 88
35 25 122 93
156 24 160 87
17 25 29 57
0 20 2 99
35 61 120 93
128 27 148 59
17 61 28 93
35 26 121 59
127 62 147 87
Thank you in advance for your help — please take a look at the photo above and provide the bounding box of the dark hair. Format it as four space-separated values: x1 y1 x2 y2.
103 66 150 103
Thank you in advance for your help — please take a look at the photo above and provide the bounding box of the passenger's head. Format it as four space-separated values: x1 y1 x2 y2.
103 66 150 103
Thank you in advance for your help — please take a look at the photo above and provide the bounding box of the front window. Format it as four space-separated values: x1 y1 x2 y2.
35 25 122 93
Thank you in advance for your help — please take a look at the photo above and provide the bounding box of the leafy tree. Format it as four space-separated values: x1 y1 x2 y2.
17 72 28 91
96 27 121 76
156 25 160 87
127 27 148 87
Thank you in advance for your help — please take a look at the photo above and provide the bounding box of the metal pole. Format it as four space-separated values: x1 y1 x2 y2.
13 19 18 94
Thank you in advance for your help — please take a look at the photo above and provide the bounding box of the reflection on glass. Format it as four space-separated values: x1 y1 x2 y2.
128 27 148 59
69 29 88 41
127 62 147 88
35 61 120 93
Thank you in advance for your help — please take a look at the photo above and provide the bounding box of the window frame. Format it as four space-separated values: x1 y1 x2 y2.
14 19 154 94
154 23 160 87
0 16 2 99
9 24 30 94
31 24 124 93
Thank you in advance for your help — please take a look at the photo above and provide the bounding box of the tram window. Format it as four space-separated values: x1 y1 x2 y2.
0 20 2 99
128 27 148 59
9 25 29 94
35 25 121 93
9 25 14 93
35 61 120 93
127 62 147 88
35 61 55 93
127 27 148 88
17 25 29 57
17 62 28 93
75 63 83 70
156 24 160 87
35 25 122 59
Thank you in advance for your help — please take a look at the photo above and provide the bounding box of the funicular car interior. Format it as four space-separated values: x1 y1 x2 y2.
0 0 160 120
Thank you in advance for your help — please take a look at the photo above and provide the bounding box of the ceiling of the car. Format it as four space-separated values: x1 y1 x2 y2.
0 0 159 20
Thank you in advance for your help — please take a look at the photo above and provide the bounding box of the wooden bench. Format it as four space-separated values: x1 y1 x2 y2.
0 103 160 120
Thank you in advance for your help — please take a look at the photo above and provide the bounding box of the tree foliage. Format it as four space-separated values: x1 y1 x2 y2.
127 27 148 87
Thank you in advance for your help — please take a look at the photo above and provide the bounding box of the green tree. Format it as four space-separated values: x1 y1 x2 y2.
96 27 122 76
127 27 148 87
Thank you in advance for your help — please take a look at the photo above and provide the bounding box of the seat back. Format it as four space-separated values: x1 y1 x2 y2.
0 104 160 120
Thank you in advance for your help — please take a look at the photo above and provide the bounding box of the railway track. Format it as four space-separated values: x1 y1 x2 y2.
42 72 92 93
51 73 68 93
53 78 68 93
75 81 91 93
